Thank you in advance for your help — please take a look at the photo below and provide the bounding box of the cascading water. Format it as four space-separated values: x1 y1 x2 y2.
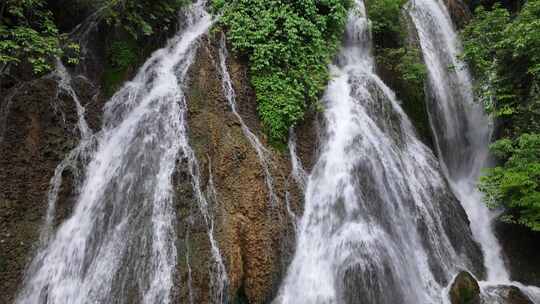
39 60 96 245
275 1 482 303
288 129 308 192
15 1 220 303
285 129 308 224
407 0 509 282
408 0 540 301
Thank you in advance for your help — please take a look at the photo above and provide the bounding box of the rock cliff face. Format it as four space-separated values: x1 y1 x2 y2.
2 1 539 303
176 36 308 303
0 30 314 303
449 271 535 304
0 75 101 304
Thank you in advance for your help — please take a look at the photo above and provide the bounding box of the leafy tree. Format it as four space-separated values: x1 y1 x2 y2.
462 0 540 230
462 1 540 129
366 0 407 45
0 0 67 74
83 0 189 40
480 134 540 231
213 0 351 142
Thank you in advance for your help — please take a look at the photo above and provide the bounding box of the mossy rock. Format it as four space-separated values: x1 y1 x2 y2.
449 271 481 304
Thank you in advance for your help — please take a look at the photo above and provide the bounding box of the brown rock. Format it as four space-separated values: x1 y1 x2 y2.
443 0 473 28
0 76 102 304
180 35 306 303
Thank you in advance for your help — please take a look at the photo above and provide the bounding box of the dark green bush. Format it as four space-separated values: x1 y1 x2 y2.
462 0 540 231
480 134 540 231
0 0 73 74
95 0 189 40
213 0 352 142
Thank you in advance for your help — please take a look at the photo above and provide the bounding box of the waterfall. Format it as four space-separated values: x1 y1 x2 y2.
285 129 308 224
217 34 279 206
288 129 308 192
408 1 540 301
407 0 509 282
15 1 215 303
39 60 96 245
180 142 229 303
275 1 482 303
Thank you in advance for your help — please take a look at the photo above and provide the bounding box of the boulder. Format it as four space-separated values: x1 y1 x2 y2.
449 271 481 304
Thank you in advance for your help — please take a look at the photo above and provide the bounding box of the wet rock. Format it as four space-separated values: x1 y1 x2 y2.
180 35 305 303
443 0 472 28
449 271 481 304
0 77 101 303
372 11 435 149
483 285 534 304
495 221 540 286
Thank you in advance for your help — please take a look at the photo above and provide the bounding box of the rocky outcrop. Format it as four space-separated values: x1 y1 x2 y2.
178 36 305 303
444 0 473 28
449 271 535 304
0 75 100 304
0 27 312 303
482 285 535 304
495 222 540 286
371 11 435 149
449 271 481 304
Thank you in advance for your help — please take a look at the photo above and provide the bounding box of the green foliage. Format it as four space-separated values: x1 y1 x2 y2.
0 0 68 74
366 0 407 43
462 1 540 130
366 0 426 87
213 0 352 142
463 1 540 231
461 6 508 81
108 40 137 69
0 0 187 76
377 46 426 87
480 134 540 231
366 0 430 143
103 39 137 97
92 0 188 40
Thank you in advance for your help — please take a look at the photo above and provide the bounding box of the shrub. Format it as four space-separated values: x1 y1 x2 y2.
480 134 540 231
213 0 351 142
0 0 66 74
463 0 540 230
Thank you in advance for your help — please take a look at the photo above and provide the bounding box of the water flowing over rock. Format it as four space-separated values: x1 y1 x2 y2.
450 271 481 304
274 1 482 303
481 285 535 304
449 272 538 304
217 34 279 207
0 66 100 304
408 0 507 281
14 2 213 303
3 0 539 303
181 33 301 302
408 0 540 300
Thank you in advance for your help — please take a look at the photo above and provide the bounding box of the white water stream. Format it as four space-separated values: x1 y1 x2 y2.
15 1 224 303
408 0 540 301
10 0 540 302
275 1 482 303
407 0 508 281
